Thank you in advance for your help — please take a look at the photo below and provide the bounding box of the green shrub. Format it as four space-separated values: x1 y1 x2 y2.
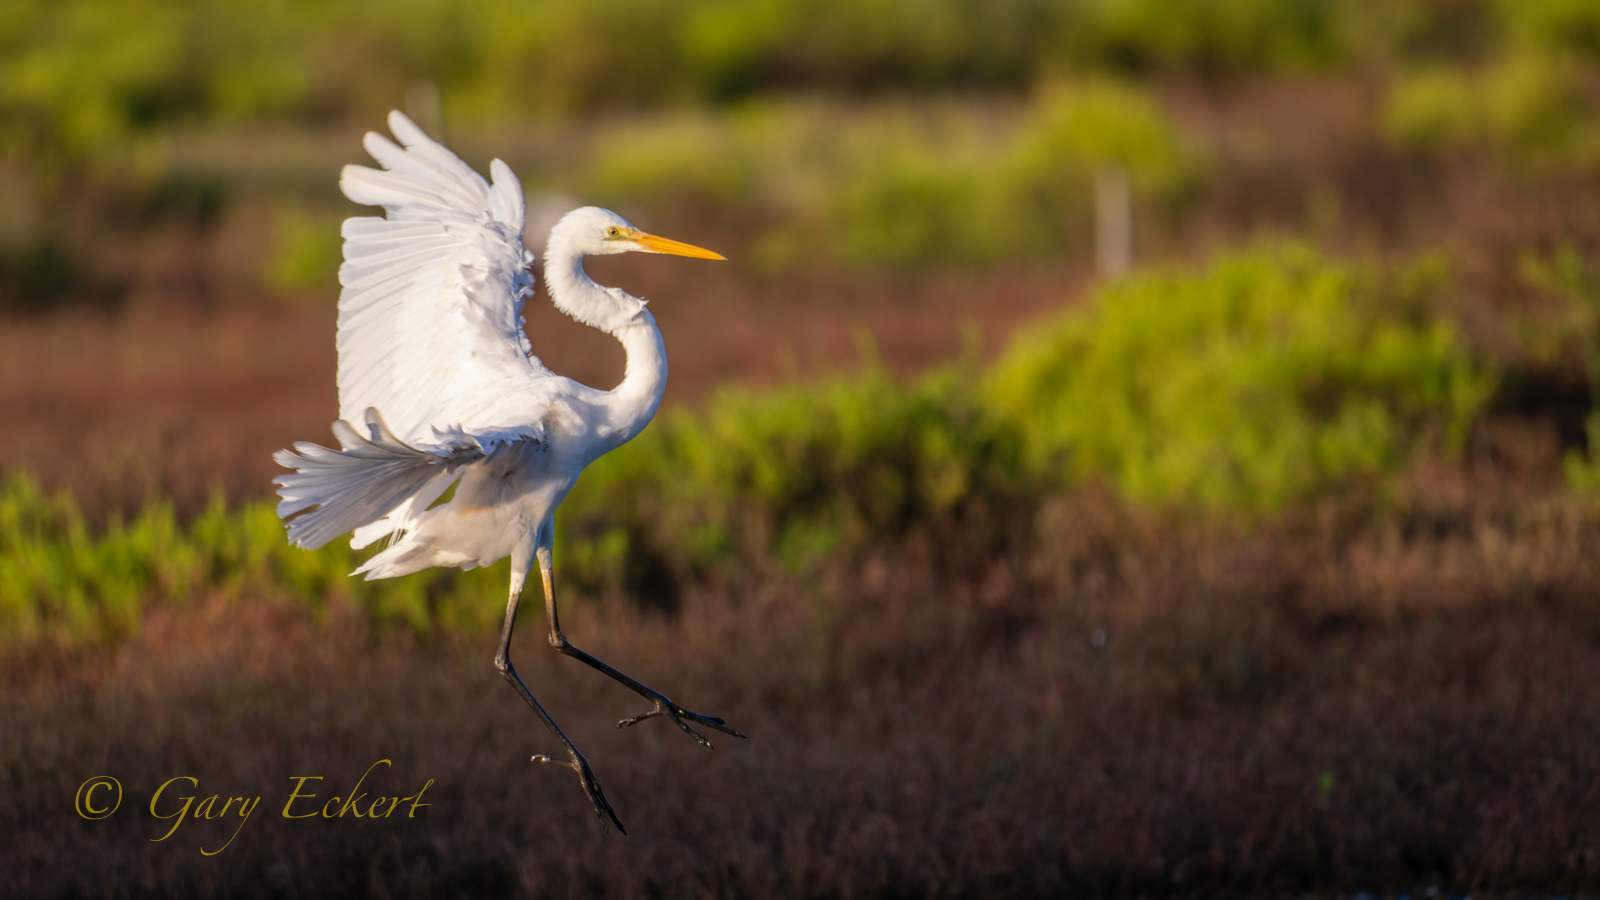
1006 80 1190 192
989 245 1492 513
0 364 1027 642
557 364 1028 597
0 473 510 646
1384 51 1600 169
1382 67 1482 153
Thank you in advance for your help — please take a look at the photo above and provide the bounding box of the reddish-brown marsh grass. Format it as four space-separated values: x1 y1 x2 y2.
6 488 1600 898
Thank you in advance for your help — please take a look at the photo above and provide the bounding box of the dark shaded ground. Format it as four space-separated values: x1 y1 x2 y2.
6 482 1600 898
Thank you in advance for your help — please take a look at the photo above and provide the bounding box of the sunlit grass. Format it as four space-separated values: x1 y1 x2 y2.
991 245 1491 512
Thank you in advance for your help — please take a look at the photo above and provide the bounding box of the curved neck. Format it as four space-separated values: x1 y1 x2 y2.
544 223 647 336
597 310 667 454
542 240 667 454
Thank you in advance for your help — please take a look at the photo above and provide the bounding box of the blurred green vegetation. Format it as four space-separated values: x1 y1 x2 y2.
266 202 344 292
6 0 1600 290
0 0 1341 167
991 246 1489 511
1513 243 1600 492
3 83 1200 292
0 245 1495 645
586 85 1192 268
1383 54 1600 168
7 0 1599 161
1377 1 1600 166
0 472 511 646
555 361 1028 600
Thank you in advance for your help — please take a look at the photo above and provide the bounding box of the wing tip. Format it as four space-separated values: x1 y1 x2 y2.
387 109 418 138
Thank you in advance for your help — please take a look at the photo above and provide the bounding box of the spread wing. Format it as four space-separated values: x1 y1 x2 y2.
337 110 560 448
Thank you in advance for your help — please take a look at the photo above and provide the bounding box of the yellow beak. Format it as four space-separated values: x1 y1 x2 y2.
629 230 726 260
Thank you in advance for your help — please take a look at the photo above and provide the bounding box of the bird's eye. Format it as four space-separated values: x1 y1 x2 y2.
606 226 621 238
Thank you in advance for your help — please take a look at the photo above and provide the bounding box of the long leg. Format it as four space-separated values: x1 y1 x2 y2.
536 527 746 748
494 568 626 834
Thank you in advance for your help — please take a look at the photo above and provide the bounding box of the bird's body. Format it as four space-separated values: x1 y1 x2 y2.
274 111 739 832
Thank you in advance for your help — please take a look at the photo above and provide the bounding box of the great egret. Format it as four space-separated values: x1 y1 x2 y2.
272 110 742 833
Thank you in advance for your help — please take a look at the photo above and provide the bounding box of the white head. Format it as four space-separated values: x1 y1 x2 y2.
542 206 724 334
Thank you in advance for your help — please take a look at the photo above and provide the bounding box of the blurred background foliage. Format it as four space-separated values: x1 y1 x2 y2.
5 0 1600 642
12 6 1600 891
991 246 1489 512
577 84 1192 269
10 0 1600 154
1 246 1498 645
5 0 1600 263
0 0 1597 292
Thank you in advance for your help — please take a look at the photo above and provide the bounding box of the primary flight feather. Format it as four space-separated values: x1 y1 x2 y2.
274 110 741 833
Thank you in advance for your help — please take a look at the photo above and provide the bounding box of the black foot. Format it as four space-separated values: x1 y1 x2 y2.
617 689 748 748
532 748 626 834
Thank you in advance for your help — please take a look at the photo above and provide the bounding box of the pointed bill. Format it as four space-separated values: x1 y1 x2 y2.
630 230 726 260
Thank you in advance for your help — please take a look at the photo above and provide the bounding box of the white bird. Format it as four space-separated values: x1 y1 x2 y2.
272 110 741 833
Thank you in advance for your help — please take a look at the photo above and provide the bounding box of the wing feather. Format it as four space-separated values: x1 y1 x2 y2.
336 110 559 448
273 409 484 550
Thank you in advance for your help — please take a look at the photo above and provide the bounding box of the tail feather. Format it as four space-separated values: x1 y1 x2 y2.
273 408 477 550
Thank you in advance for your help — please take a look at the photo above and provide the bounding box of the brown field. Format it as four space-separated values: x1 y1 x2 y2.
8 485 1600 897
5 80 1600 897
